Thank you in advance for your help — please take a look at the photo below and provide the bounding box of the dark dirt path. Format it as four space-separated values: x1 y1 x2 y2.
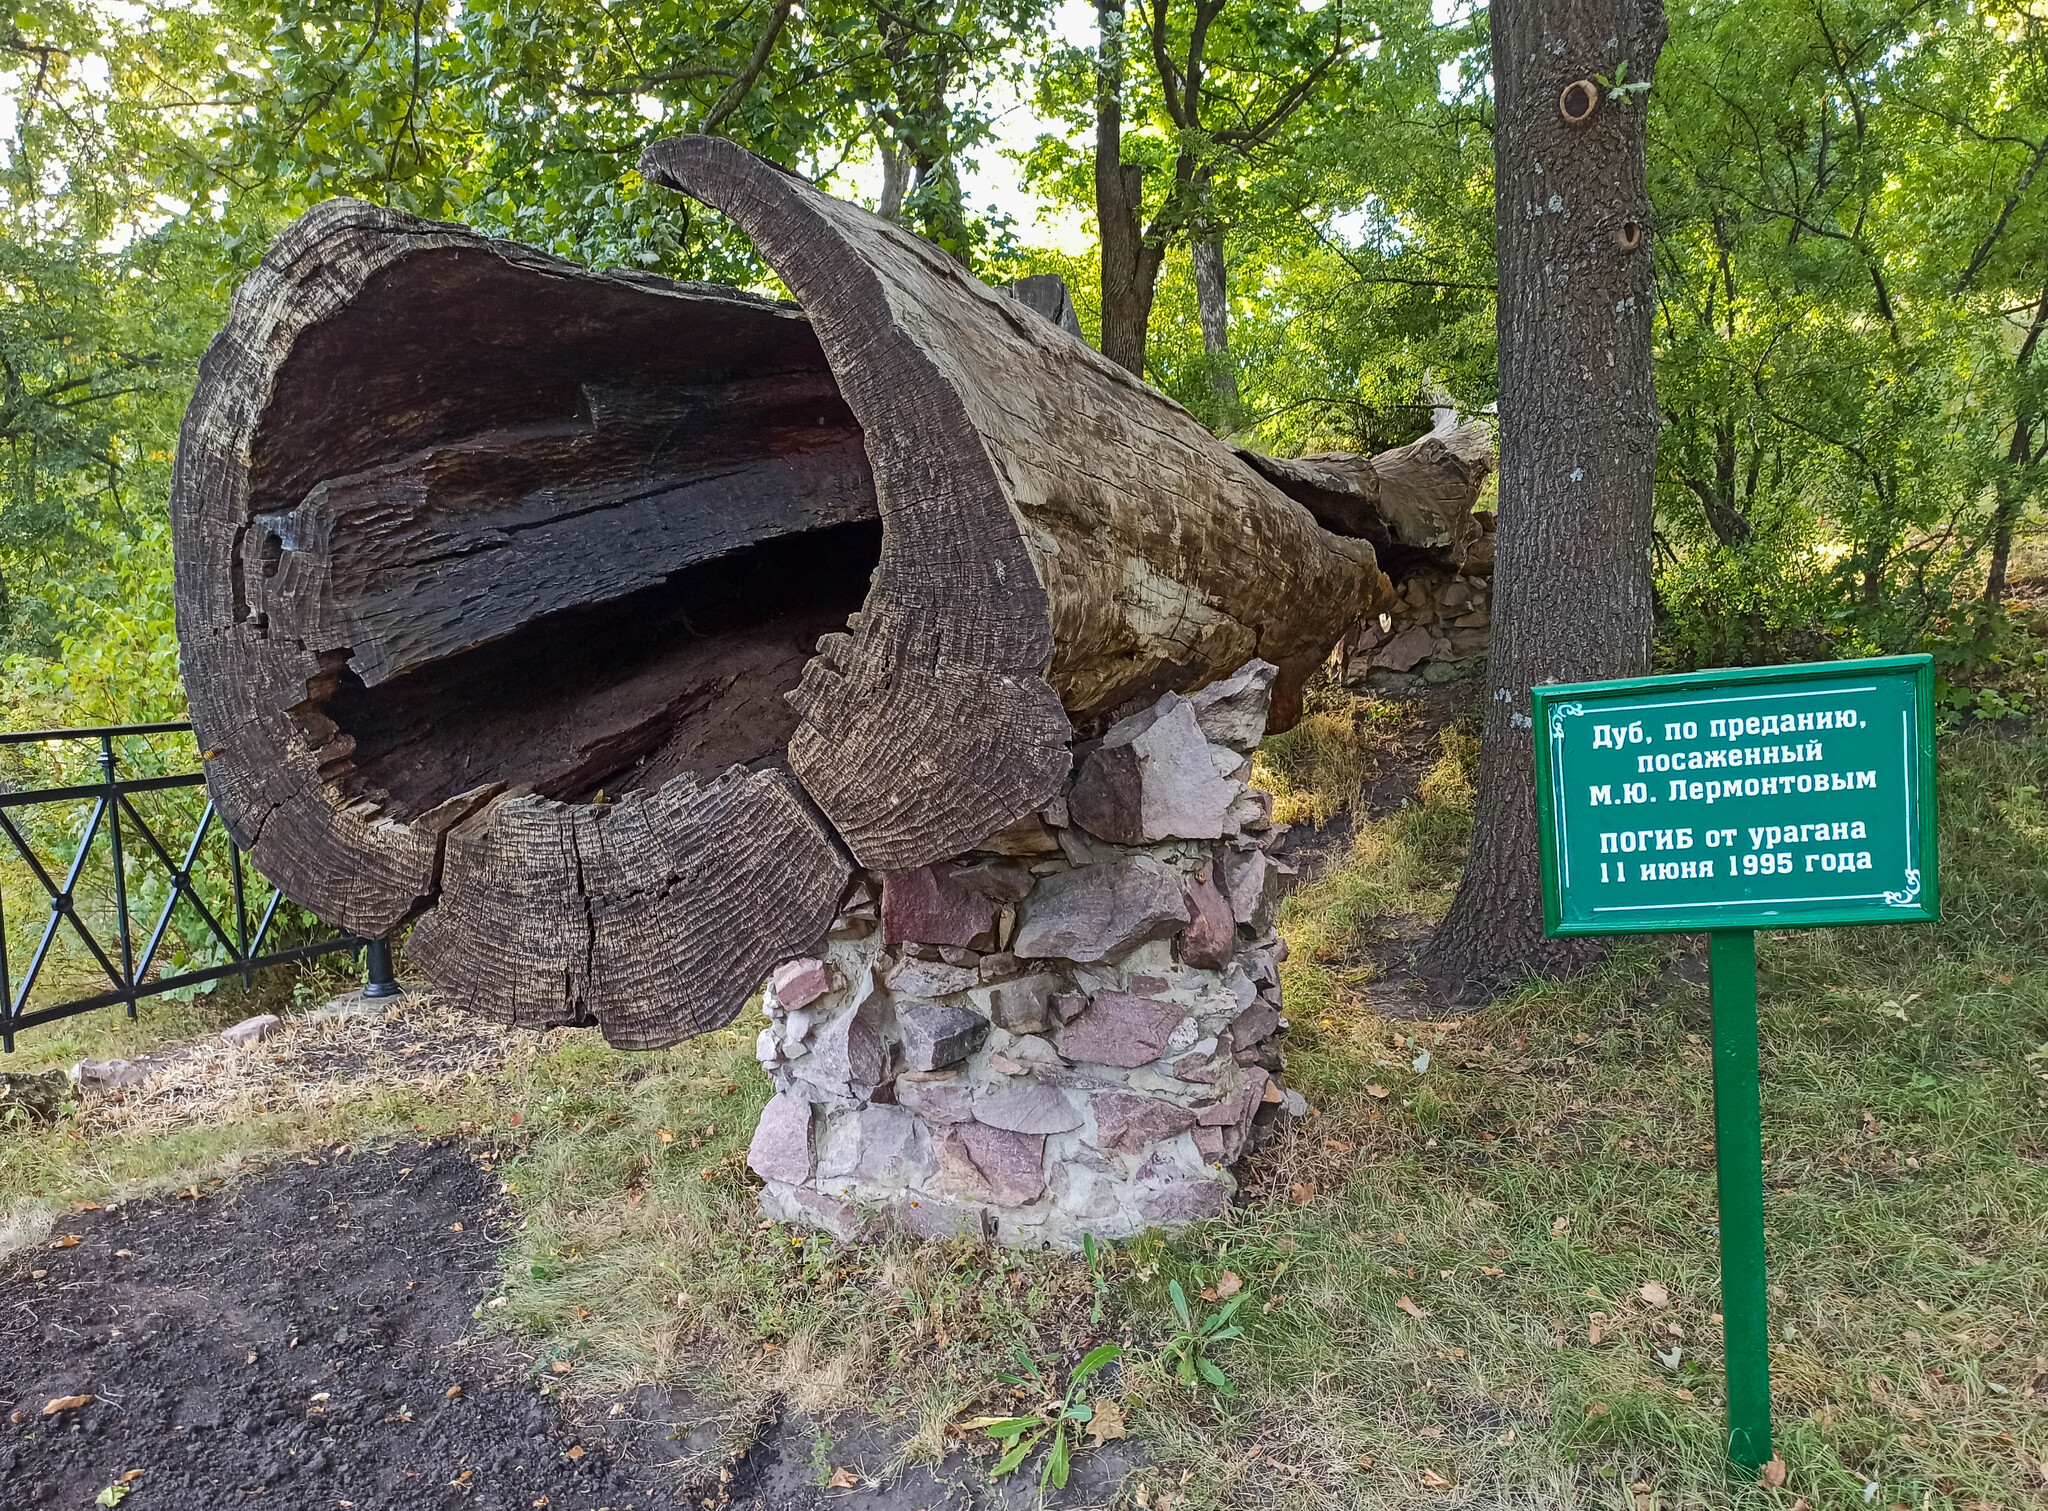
0 1145 1134 1511
0 1142 669 1510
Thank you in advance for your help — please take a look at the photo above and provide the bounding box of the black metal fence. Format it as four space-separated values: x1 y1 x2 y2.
0 721 373 1051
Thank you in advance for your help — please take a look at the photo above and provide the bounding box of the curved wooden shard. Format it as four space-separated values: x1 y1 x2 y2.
638 136 1393 867
170 145 1451 1046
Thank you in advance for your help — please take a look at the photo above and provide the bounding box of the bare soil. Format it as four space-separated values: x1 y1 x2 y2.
0 1141 1134 1510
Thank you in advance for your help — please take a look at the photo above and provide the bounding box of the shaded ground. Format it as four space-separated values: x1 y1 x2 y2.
0 1140 1135 1511
1268 682 1476 883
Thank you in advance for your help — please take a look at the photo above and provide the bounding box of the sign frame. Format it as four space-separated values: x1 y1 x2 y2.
1531 654 1939 938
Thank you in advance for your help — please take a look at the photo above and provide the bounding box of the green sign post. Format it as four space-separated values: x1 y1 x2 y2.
1531 655 1938 1472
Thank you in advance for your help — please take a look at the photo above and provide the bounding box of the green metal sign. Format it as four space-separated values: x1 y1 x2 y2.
1533 655 1939 935
1529 655 1939 1477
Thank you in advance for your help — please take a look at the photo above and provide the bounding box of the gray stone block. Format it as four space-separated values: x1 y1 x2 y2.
897 1001 989 1072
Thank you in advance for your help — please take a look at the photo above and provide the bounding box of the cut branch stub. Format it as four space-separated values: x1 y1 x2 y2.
173 151 1422 1046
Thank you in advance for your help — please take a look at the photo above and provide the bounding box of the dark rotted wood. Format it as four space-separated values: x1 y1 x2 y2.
251 376 873 688
171 201 858 1046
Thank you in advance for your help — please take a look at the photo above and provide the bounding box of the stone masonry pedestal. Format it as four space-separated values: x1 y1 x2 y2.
746 660 1307 1247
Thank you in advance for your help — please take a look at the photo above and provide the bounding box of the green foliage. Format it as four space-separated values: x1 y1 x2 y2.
1647 0 2048 662
2 0 2045 734
980 1341 1122 1492
1158 1277 1245 1396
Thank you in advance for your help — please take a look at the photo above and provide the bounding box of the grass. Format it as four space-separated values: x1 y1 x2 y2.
2 696 2044 1509
1118 717 2048 1511
1249 678 1437 829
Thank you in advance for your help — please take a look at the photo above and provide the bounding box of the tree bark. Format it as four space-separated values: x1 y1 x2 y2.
1419 0 1668 995
172 147 1478 1047
878 137 911 222
1096 0 1162 375
1192 231 1241 423
1986 281 2048 602
1986 417 2035 603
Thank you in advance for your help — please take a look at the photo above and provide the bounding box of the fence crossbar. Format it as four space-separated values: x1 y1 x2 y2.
0 722 368 1049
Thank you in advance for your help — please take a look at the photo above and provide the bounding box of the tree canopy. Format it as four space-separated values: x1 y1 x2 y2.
2 0 2043 727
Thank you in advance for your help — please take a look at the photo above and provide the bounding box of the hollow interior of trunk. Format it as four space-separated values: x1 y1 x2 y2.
252 247 883 823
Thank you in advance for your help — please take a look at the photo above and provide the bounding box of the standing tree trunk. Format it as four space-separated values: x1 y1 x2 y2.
1986 417 2036 602
1986 280 2048 602
1096 0 1163 374
1420 0 1668 994
1192 230 1241 425
878 136 912 222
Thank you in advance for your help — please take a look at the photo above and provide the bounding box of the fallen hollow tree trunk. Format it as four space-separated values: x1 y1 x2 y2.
172 134 1486 1048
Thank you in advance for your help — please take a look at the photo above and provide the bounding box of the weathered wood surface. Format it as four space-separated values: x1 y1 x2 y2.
172 151 1488 1046
1238 421 1495 559
638 135 1395 866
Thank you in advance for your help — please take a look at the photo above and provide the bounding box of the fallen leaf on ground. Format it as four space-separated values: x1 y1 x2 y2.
825 1467 859 1488
1639 1280 1670 1307
1420 1469 1454 1491
1760 1454 1787 1487
42 1395 92 1415
449 1222 463 1233
1366 1085 1391 1099
1551 1216 1571 1236
56 1235 80 1248
1324 1139 1355 1153
1480 1265 1505 1277
1396 1296 1432 1319
550 1360 573 1374
1087 1398 1127 1445
1356 1455 1375 1469
445 1385 463 1399
659 1129 675 1143
1215 1270 1242 1298
121 1472 142 1484
1289 1182 1317 1205
626 1189 645 1208
565 1445 585 1462
1586 1401 1610 1418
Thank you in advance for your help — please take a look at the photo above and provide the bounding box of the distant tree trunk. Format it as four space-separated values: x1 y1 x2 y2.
1421 0 1668 995
1986 281 2048 602
1096 0 1162 374
1192 230 1241 424
1986 417 2034 602
878 138 912 222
